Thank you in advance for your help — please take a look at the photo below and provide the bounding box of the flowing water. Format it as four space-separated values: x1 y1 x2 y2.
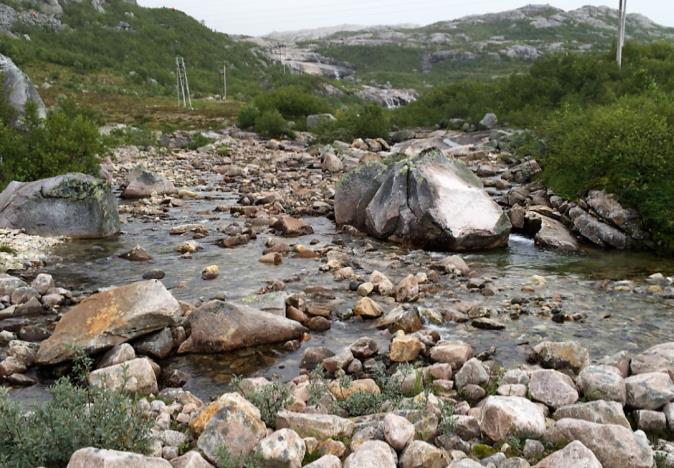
11 191 674 403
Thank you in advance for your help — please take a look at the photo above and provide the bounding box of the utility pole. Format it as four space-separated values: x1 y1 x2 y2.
223 64 227 101
176 56 193 110
616 0 627 69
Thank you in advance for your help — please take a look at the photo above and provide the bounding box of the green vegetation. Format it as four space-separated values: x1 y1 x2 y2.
314 104 390 143
392 42 674 252
0 98 103 190
0 355 152 468
438 401 457 436
0 244 16 255
216 447 263 468
231 376 293 427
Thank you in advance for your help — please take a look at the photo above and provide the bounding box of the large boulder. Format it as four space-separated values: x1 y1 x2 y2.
528 369 579 408
631 342 674 375
177 301 306 354
67 447 170 468
624 372 674 410
87 357 158 395
0 53 47 127
276 411 354 440
535 441 601 468
334 150 511 251
37 280 181 365
552 400 630 428
543 419 653 468
479 396 546 442
0 173 120 238
343 440 397 468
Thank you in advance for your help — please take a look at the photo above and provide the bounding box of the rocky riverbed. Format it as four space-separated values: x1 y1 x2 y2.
1 127 674 467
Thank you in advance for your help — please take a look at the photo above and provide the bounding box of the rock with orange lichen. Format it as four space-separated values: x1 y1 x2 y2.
36 280 181 365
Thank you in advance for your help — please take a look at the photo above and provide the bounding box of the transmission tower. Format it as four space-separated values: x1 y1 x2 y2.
176 56 193 109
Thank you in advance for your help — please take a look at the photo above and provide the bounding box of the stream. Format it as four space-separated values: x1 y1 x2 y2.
11 189 673 404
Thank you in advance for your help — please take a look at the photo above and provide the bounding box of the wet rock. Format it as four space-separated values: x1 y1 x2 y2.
88 357 158 395
479 396 546 442
301 347 335 370
276 411 355 439
133 327 174 359
586 190 643 239
119 245 153 262
431 255 470 276
384 413 415 450
306 316 331 331
528 369 579 408
625 372 674 409
176 241 201 254
350 337 379 360
530 341 589 373
123 167 176 199
530 214 579 251
471 317 505 330
577 365 626 404
178 301 306 354
454 358 489 389
97 343 136 369
272 216 314 237
344 440 397 468
30 273 54 294
543 418 653 468
201 265 219 280
257 428 306 468
170 450 214 468
0 174 120 238
390 335 424 362
354 297 384 318
197 393 267 462
335 150 511 251
535 440 601 468
569 208 629 249
376 306 423 333
67 447 171 468
323 348 354 374
552 400 630 428
429 341 473 370
395 274 419 303
369 271 394 296
37 280 181 365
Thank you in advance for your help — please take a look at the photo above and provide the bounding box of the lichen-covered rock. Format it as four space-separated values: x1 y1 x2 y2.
543 419 653 468
0 173 120 238
67 447 170 468
335 150 511 251
178 300 306 354
257 428 305 468
197 393 267 462
276 411 354 440
479 396 546 442
37 280 181 365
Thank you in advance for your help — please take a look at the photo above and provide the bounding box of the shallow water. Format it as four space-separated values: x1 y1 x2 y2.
14 191 674 403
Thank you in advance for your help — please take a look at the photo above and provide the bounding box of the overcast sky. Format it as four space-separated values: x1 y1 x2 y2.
136 0 673 36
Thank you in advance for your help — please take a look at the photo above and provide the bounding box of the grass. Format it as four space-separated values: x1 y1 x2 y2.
0 244 16 255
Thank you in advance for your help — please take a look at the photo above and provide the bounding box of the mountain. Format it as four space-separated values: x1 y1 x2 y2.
267 4 674 87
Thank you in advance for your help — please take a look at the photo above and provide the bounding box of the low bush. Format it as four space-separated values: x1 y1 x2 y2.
254 109 290 139
314 104 391 143
0 364 152 467
0 98 103 190
231 376 293 427
540 93 674 252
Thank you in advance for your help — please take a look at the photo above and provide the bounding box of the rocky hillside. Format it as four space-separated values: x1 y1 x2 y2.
269 4 674 86
0 0 272 102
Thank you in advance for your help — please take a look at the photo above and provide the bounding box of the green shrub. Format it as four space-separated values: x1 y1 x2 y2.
103 126 157 149
186 133 213 150
253 86 330 128
232 377 293 427
237 104 260 130
0 99 103 190
314 104 391 143
0 244 15 255
540 93 674 252
0 379 152 468
438 401 457 436
215 446 264 468
254 109 290 139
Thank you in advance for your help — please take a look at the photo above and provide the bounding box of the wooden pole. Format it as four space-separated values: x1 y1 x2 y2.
616 0 626 69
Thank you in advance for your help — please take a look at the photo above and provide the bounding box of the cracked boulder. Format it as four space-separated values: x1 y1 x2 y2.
335 150 510 251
